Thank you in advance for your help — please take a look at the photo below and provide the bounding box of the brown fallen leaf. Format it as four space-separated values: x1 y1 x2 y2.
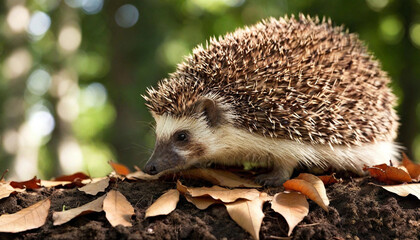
402 153 420 180
380 183 420 200
184 195 222 210
177 181 260 203
0 183 24 200
296 173 329 207
10 176 41 190
0 199 50 233
271 192 309 236
109 161 131 176
179 168 261 188
103 190 135 227
54 172 90 182
317 174 341 185
283 179 328 211
145 189 180 218
53 195 105 226
363 164 412 184
78 178 110 195
225 194 266 240
125 170 161 181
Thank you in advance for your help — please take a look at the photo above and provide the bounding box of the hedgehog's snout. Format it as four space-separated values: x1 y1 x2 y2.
143 141 185 175
144 162 158 175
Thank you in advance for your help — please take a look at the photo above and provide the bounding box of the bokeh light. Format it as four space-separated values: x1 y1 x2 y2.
81 0 103 14
366 0 389 11
379 15 403 44
27 11 51 38
58 138 84 174
409 23 420 48
80 82 107 109
115 4 139 28
58 25 82 52
27 69 52 96
6 5 30 33
3 48 32 80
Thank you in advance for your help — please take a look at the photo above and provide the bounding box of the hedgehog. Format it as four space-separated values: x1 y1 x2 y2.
142 14 399 186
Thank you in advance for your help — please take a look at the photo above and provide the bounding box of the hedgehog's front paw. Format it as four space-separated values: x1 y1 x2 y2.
255 168 293 187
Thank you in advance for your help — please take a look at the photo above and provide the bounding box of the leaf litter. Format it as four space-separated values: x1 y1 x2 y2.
1 157 419 239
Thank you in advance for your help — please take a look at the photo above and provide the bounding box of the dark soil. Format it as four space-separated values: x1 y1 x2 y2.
0 177 419 240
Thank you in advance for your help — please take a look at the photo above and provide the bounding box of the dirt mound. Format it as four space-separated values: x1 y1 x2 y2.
0 177 419 240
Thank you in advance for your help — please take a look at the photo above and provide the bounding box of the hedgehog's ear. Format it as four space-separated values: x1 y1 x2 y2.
193 98 223 127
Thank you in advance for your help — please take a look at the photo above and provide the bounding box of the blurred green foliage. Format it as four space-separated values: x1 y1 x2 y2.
0 0 419 180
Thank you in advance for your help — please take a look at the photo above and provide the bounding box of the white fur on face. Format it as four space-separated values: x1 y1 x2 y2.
153 114 400 174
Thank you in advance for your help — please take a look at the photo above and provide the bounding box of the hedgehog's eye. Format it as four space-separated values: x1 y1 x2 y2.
175 131 189 142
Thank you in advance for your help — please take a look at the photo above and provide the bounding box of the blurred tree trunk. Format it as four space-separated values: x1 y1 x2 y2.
398 0 419 159
105 1 143 166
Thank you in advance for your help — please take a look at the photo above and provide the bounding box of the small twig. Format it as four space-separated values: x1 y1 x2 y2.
0 169 9 181
267 235 292 239
297 222 321 228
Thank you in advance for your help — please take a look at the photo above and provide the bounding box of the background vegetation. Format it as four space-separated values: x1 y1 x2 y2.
1 0 419 180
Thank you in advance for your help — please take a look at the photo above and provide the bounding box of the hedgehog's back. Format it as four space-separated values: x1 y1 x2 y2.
145 15 398 146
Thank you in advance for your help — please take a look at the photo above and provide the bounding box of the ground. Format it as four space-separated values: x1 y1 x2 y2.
0 176 419 240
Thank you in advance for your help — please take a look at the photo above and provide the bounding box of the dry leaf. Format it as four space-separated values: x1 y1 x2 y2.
364 164 412 184
177 181 260 203
184 195 222 210
10 176 41 190
78 178 110 195
317 174 341 185
402 153 420 180
0 199 50 233
271 192 309 236
125 170 161 181
109 161 131 176
283 179 328 211
145 189 180 218
103 190 135 227
53 195 105 226
179 169 261 188
296 173 329 207
0 183 24 200
54 172 90 182
225 196 265 240
40 180 73 188
380 183 420 200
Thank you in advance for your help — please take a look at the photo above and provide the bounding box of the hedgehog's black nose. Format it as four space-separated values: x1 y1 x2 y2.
144 163 158 175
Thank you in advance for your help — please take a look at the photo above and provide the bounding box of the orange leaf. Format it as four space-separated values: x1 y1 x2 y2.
109 161 131 176
225 195 266 240
78 178 110 195
296 173 329 207
364 164 412 184
283 179 328 211
145 189 180 218
54 172 90 182
103 190 135 227
271 192 309 236
317 174 341 185
10 176 41 190
53 195 105 226
402 153 420 180
0 199 50 233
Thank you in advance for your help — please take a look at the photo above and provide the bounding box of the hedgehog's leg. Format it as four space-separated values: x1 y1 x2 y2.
255 163 295 187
